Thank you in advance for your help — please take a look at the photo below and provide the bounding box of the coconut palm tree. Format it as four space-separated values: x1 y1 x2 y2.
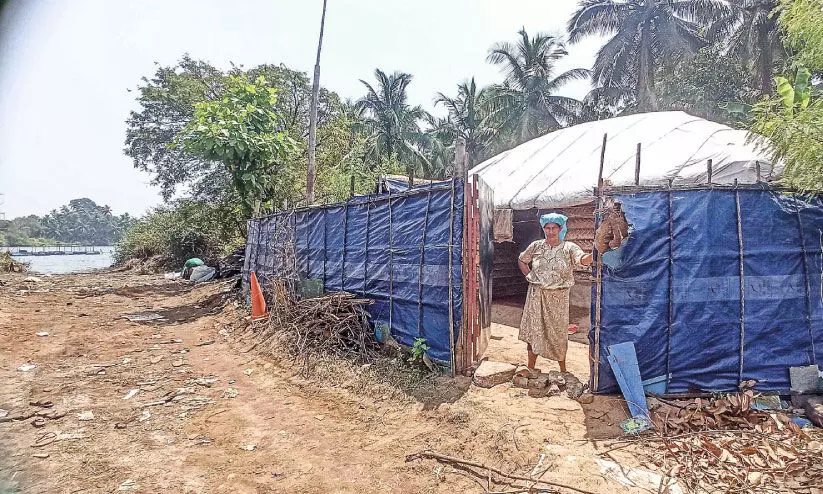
433 78 500 166
707 0 785 96
356 69 428 174
568 0 730 112
486 29 590 143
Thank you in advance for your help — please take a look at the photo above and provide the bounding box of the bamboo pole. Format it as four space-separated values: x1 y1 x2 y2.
417 191 432 339
448 177 457 376
592 133 608 392
735 190 746 384
388 188 394 334
635 142 642 185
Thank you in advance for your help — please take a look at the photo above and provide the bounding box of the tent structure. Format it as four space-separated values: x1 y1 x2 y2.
591 186 823 394
469 111 780 210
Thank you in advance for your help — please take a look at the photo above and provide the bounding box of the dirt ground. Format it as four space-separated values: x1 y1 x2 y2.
0 271 643 493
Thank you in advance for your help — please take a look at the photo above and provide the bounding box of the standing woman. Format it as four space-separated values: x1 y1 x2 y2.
518 213 592 374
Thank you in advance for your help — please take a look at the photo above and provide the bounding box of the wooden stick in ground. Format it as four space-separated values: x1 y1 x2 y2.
406 450 599 494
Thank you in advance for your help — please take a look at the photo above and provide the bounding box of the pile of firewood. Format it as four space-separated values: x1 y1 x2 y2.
252 280 378 368
279 292 376 359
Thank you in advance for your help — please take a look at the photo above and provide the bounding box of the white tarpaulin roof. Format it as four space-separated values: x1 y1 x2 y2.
469 111 779 210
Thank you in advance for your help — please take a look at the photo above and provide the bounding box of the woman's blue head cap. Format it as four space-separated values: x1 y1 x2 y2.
539 213 568 241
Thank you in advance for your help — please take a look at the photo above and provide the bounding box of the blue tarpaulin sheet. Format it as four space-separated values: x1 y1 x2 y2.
592 188 823 394
243 179 464 365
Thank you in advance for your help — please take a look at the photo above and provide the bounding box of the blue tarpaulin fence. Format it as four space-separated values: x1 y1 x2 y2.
243 179 464 365
591 187 823 394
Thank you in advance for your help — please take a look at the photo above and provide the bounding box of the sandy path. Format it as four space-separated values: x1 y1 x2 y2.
0 271 641 493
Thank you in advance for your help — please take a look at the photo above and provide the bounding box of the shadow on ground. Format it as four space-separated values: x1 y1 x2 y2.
580 394 631 439
111 282 191 299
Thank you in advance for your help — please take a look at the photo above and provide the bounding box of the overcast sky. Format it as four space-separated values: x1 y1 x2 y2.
0 0 601 219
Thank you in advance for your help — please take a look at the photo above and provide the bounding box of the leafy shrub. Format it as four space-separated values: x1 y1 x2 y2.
115 200 244 268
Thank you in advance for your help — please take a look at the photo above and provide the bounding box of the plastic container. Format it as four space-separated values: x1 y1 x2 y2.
641 374 669 394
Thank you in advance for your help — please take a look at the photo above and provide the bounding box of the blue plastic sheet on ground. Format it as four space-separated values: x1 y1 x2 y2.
592 188 823 394
244 179 464 365
607 342 649 419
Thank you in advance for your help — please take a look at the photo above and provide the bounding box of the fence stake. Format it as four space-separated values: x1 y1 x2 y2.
388 188 394 335
341 205 349 290
592 133 608 393
363 201 371 297
448 177 457 376
793 196 817 364
417 191 433 339
666 185 674 393
734 190 746 384
635 142 642 186
707 159 713 184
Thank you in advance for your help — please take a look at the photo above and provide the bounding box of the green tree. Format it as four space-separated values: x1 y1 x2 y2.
356 69 429 176
568 0 729 112
656 48 759 124
486 29 589 143
748 0 823 191
114 199 242 266
124 55 225 201
708 0 786 96
40 198 135 245
780 0 823 68
125 57 366 206
177 75 297 217
433 78 499 166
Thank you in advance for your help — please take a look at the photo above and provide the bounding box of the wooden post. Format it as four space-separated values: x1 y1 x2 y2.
454 138 467 178
734 190 746 384
388 189 394 333
350 175 356 198
416 191 432 339
707 159 713 184
592 133 608 392
635 142 642 186
448 178 457 375
755 161 761 183
597 134 607 189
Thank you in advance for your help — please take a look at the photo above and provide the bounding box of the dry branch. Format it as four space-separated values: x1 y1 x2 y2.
406 450 599 494
246 279 377 374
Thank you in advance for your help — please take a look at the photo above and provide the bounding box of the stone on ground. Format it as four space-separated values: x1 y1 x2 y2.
473 361 517 388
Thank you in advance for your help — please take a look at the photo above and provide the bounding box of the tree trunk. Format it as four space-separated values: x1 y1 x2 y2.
306 0 328 205
758 30 774 96
637 24 659 112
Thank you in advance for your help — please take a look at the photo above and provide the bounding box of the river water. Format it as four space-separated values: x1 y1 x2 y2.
6 246 115 274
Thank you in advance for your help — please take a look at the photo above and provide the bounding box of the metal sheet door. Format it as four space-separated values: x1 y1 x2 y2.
457 174 493 371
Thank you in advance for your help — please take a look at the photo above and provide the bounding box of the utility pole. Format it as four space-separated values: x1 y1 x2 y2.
306 0 328 205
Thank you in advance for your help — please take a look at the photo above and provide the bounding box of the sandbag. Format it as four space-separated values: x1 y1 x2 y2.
189 265 216 284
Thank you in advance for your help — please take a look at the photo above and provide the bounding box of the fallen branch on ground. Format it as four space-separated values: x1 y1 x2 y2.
406 450 599 494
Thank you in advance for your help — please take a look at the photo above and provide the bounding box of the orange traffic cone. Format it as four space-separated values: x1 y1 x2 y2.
250 271 268 320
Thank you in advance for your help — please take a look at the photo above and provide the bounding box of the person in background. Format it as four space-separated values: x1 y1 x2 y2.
517 213 592 375
181 257 204 280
